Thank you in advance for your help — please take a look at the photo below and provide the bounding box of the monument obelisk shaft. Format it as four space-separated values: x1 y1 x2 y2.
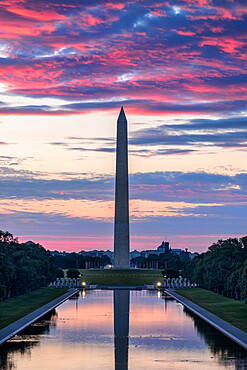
114 107 130 269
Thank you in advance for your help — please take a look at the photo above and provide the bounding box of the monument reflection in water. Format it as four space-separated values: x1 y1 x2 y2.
114 290 130 370
1 290 247 370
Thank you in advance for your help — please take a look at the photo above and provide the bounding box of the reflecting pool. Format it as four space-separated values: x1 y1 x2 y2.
0 290 246 369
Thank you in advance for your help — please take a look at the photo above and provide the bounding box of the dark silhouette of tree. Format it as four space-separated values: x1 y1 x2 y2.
67 268 80 279
0 230 18 244
53 253 111 269
0 231 57 300
184 237 247 301
56 268 64 278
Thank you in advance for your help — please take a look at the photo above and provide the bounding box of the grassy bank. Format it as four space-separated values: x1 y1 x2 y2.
175 288 247 332
79 268 163 286
0 287 68 330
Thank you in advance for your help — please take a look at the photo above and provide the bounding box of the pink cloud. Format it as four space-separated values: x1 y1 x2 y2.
211 26 224 33
106 3 125 10
0 0 245 118
81 13 102 26
174 30 196 36
6 4 66 21
0 23 42 36
200 37 245 53
150 9 167 17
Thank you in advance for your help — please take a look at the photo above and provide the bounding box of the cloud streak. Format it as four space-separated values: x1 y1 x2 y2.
47 115 247 156
0 168 246 204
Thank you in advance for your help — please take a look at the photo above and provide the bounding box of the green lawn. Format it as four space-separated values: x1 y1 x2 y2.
175 288 247 332
79 268 164 286
0 287 68 330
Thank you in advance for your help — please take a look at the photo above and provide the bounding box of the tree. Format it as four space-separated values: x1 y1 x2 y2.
184 237 247 300
0 231 57 300
56 268 64 278
0 230 18 244
67 268 80 279
239 261 247 302
162 268 179 278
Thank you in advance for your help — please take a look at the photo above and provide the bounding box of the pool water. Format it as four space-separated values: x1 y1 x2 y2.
0 290 246 369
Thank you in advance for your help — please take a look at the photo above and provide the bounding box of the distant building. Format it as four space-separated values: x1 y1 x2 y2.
50 250 60 256
140 241 171 258
50 250 67 257
130 250 141 259
103 250 114 262
180 248 190 259
79 250 87 256
141 250 160 258
171 249 183 255
89 250 104 257
157 241 170 254
189 252 199 260
50 242 199 262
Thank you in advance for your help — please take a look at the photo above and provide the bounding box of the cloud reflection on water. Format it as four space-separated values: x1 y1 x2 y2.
0 290 246 370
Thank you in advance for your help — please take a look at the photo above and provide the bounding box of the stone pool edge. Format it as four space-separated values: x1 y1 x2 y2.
165 288 247 351
0 288 78 346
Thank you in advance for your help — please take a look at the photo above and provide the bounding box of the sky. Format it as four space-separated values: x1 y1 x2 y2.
0 0 246 253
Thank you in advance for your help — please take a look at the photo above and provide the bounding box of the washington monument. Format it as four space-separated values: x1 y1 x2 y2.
114 107 130 269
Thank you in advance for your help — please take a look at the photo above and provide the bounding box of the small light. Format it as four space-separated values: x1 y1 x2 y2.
82 282 86 286
157 282 161 286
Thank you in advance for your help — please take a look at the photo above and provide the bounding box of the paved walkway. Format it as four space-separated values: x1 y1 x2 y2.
165 289 247 351
0 288 78 346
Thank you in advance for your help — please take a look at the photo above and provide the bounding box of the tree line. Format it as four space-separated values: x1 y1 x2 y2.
0 231 57 300
53 253 111 269
1 229 246 302
184 237 247 301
